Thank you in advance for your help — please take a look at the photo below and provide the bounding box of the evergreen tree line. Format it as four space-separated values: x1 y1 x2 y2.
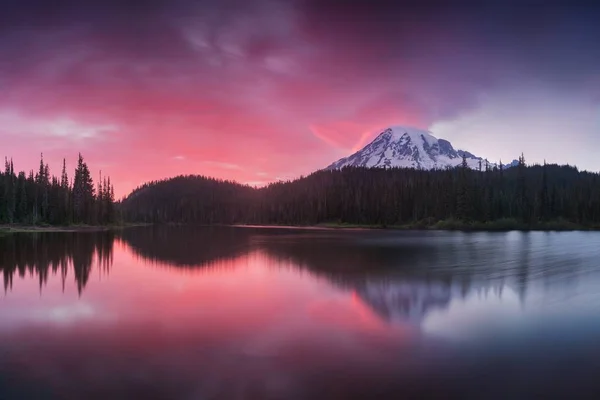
0 154 116 225
121 155 600 229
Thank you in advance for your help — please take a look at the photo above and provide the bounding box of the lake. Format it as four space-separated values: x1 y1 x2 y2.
2 226 600 399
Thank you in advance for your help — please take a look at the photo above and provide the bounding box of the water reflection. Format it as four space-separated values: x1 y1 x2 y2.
0 231 114 294
2 227 600 326
2 227 600 399
248 230 600 325
119 225 252 267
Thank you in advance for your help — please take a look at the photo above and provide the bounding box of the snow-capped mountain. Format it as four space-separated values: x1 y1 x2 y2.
326 126 515 171
354 279 506 326
355 281 455 325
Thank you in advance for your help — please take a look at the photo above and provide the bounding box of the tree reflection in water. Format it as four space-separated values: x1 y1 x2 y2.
1 226 592 326
0 231 114 295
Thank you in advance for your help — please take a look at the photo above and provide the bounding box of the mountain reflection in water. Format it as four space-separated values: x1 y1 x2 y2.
1 226 600 399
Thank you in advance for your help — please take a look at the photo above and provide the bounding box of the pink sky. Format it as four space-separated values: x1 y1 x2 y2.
1 1 599 197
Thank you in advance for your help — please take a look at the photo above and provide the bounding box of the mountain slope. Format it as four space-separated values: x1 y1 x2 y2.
326 126 514 170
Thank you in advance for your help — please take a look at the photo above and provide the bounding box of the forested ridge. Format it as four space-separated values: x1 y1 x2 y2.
0 154 117 226
122 156 600 229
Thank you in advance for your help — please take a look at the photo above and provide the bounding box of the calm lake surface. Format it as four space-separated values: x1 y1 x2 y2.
2 226 600 399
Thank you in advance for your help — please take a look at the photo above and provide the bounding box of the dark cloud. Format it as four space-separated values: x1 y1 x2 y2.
298 0 600 77
293 0 600 123
0 0 289 105
0 0 598 131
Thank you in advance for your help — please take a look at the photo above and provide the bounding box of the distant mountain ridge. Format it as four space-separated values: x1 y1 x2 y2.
326 126 518 171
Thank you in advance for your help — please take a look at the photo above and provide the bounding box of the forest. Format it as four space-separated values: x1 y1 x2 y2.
0 154 117 226
122 156 600 230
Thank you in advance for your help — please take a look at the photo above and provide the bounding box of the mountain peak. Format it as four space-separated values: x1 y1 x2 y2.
377 125 434 140
326 126 506 171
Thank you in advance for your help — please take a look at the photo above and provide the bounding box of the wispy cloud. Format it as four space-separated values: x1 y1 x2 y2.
0 110 116 142
202 161 242 170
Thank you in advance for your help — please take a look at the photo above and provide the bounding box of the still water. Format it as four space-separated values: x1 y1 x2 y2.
1 226 600 399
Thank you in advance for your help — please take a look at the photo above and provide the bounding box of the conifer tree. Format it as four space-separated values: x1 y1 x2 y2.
73 154 95 224
17 172 27 222
3 158 16 223
537 161 549 221
0 153 113 226
456 155 471 221
516 153 530 222
60 159 70 224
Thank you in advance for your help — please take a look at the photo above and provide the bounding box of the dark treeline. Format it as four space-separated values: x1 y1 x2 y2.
0 231 114 294
0 154 116 225
122 156 600 229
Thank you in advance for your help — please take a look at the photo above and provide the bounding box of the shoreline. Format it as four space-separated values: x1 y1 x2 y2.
0 223 150 234
3 221 598 234
230 220 600 232
229 224 371 231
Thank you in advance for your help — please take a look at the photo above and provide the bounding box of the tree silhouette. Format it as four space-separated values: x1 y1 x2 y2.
0 154 116 226
121 160 600 229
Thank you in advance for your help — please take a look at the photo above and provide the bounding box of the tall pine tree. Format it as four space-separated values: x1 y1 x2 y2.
73 154 95 224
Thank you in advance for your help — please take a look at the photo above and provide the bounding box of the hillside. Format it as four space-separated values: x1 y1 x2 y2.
121 162 600 229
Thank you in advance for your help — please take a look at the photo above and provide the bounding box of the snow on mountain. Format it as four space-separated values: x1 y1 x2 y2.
326 126 515 171
355 281 455 325
354 279 505 326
